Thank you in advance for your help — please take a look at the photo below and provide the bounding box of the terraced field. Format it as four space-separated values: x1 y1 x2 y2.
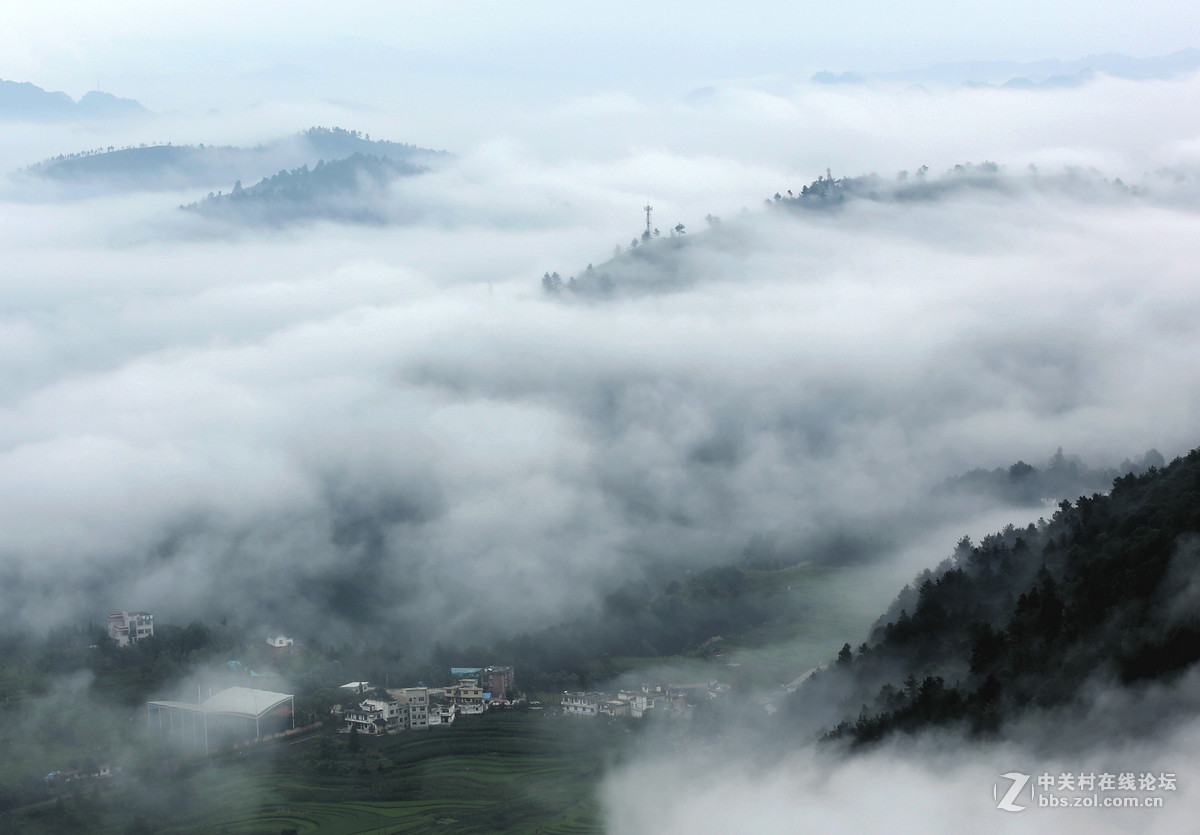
150 713 610 835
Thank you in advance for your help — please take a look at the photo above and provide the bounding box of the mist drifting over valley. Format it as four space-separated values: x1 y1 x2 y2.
2 3 1200 830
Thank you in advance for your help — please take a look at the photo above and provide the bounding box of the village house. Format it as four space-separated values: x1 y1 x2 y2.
265 634 301 660
427 702 457 726
479 666 515 700
107 611 153 647
599 698 631 718
561 692 602 717
386 686 430 730
445 678 484 709
343 705 389 735
448 665 517 701
616 689 659 718
361 697 404 725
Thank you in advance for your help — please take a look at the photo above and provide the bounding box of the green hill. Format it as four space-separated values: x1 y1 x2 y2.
181 152 425 225
785 446 1200 744
22 126 448 193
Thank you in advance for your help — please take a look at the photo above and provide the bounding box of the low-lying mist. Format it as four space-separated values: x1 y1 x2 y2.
1 73 1198 653
604 706 1200 834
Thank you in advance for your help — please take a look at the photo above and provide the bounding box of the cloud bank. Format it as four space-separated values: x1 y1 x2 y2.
0 75 1198 653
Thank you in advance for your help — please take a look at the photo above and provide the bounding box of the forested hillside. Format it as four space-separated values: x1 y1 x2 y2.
538 164 1145 300
21 127 446 193
182 152 425 225
786 447 1200 744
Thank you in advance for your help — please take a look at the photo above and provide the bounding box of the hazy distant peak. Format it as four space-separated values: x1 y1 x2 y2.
0 78 149 121
815 48 1200 89
810 71 867 85
76 90 149 117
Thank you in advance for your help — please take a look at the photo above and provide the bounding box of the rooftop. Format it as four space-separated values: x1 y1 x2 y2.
148 686 293 720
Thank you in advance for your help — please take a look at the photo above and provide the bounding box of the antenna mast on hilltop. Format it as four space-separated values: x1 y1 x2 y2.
644 204 653 235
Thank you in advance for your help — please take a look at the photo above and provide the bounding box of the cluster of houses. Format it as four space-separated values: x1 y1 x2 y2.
336 666 516 736
561 680 729 720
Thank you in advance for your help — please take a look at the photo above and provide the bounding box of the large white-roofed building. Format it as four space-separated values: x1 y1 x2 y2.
147 686 294 751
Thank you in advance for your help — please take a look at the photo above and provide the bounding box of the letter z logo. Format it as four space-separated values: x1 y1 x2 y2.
995 772 1031 812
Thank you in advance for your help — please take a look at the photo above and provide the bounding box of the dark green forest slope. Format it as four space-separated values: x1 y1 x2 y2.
786 447 1200 744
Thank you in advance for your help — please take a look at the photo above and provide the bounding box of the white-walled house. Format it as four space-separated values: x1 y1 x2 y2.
387 687 430 730
361 698 403 725
107 612 153 647
561 692 601 717
428 703 457 726
343 706 389 735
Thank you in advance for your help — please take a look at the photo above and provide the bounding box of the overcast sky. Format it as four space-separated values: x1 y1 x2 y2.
5 0 1200 106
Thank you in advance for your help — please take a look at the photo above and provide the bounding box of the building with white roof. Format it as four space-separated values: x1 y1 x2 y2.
147 686 294 751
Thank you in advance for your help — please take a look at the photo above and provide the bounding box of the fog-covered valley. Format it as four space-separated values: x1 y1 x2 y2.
4 108 1199 643
3 6 1200 829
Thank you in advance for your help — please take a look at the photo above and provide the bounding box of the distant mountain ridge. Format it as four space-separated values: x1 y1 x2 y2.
810 48 1200 88
0 79 148 121
19 126 450 194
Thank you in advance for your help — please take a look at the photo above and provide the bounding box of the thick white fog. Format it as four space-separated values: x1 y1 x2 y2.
604 663 1200 834
3 75 1200 641
604 724 1200 834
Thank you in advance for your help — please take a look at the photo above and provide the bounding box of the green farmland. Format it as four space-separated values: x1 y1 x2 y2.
10 564 885 835
16 713 614 835
609 564 895 691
